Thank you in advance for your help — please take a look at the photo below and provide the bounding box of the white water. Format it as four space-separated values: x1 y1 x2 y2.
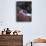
33 43 46 46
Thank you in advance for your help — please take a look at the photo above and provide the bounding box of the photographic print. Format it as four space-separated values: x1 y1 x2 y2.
32 38 46 46
16 1 32 22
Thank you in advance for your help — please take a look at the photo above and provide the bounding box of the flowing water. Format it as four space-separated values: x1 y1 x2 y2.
33 43 46 46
